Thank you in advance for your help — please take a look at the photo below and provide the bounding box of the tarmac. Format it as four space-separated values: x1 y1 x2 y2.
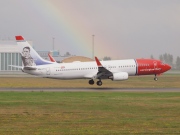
0 88 179 92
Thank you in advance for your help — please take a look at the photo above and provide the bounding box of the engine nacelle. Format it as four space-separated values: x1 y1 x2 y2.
110 72 128 81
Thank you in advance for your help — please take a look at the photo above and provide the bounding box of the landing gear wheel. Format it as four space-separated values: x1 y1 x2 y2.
89 79 94 85
97 80 102 86
154 77 158 81
154 74 158 81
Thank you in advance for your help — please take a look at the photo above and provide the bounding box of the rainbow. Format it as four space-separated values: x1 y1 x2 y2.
24 1 125 59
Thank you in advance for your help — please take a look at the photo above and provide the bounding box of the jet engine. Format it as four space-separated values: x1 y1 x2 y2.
110 72 128 81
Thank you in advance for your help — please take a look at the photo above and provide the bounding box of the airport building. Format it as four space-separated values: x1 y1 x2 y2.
0 41 22 71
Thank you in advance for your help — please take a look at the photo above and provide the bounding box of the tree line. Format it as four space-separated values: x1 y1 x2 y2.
151 53 180 70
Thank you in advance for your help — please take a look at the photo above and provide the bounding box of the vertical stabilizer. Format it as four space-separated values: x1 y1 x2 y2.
15 36 54 66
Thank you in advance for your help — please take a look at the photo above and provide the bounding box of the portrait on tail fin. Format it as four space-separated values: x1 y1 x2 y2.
21 46 36 66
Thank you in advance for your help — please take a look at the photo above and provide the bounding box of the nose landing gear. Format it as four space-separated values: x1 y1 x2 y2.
154 74 158 81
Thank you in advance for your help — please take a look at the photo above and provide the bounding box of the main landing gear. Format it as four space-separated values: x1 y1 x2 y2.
96 80 102 86
89 79 102 86
89 79 94 85
154 74 158 81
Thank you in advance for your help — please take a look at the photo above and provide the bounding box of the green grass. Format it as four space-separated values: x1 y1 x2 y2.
0 75 179 134
0 92 179 135
0 74 180 88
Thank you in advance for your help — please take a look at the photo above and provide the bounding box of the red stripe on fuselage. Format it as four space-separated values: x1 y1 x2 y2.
136 59 162 75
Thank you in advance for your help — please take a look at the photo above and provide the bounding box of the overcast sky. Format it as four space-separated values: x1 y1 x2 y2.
0 0 180 59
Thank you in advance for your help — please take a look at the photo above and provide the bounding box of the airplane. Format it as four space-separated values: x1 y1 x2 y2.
13 35 171 86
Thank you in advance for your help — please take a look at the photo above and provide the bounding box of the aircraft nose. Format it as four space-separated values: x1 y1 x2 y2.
165 64 171 71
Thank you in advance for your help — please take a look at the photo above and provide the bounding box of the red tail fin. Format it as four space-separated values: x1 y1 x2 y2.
15 36 24 41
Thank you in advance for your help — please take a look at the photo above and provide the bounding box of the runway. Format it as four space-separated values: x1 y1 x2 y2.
0 88 179 92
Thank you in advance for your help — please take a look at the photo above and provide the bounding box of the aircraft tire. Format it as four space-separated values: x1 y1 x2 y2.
97 80 102 86
89 79 94 85
154 77 158 81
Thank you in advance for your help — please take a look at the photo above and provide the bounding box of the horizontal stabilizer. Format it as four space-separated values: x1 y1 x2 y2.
8 65 22 69
23 66 37 70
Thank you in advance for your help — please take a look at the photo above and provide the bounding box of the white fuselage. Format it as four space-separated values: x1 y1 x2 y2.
15 35 171 86
24 59 137 79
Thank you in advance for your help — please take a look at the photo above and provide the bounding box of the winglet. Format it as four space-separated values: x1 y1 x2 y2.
15 36 25 41
95 56 103 67
48 53 56 62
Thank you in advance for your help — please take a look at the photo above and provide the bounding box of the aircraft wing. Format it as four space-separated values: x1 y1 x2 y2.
95 57 113 79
